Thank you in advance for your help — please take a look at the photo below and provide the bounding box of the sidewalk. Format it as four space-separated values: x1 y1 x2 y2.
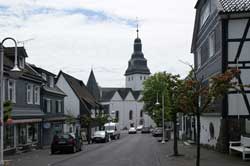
4 142 104 166
156 140 249 166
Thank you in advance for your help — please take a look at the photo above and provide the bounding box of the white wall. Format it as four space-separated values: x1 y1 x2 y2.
108 91 155 130
200 116 221 147
125 74 149 91
56 74 80 118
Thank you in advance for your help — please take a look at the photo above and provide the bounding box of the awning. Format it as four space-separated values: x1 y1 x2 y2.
13 118 42 124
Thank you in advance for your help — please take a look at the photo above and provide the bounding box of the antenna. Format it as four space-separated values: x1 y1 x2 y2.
17 38 35 47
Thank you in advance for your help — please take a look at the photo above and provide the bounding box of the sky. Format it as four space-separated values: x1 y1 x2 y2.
0 0 197 87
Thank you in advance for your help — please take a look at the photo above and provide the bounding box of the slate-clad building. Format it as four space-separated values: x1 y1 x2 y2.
190 0 250 151
56 71 101 140
3 47 44 153
31 66 66 146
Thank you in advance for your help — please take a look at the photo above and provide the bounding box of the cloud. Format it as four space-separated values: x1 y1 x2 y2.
0 0 196 87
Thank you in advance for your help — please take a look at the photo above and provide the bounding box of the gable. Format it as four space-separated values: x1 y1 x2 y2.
111 91 123 101
124 91 135 101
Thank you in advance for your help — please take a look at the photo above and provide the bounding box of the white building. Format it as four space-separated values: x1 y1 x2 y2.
87 29 155 130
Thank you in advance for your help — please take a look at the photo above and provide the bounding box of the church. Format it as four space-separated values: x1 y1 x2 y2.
87 27 155 130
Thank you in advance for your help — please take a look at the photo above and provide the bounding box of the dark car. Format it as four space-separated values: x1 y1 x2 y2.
92 131 109 143
141 127 150 134
152 127 163 137
51 133 82 154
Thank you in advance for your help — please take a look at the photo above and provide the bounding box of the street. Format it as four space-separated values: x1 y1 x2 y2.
5 133 250 166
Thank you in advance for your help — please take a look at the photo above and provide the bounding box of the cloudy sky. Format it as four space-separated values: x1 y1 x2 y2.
0 0 197 87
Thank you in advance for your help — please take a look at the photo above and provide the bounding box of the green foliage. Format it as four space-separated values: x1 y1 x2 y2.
141 72 182 126
95 114 109 125
4 101 12 122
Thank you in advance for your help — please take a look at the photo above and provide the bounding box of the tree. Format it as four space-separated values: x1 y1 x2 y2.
4 101 12 123
142 72 182 156
177 68 240 166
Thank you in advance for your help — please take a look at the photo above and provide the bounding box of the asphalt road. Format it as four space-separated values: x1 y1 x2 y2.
53 133 162 166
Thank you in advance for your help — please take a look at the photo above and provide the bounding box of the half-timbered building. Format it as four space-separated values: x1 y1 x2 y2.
191 0 250 151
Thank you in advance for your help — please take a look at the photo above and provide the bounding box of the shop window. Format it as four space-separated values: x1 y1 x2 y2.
27 124 38 143
18 124 27 145
4 125 14 149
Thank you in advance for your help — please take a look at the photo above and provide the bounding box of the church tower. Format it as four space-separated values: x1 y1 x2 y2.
125 26 150 91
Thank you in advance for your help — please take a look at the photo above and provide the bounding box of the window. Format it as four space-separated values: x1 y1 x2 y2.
128 77 130 81
27 84 33 104
56 100 62 113
144 76 146 80
44 99 51 113
115 111 119 122
34 86 40 105
131 76 133 81
42 73 47 81
200 2 210 28
4 125 14 149
49 76 54 88
140 76 142 80
8 80 16 103
18 124 27 145
246 119 250 134
209 32 215 57
27 124 38 143
197 49 201 68
129 110 133 120
140 111 143 118
18 57 25 69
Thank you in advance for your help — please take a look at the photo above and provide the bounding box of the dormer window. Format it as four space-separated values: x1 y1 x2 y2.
18 57 25 69
49 76 54 88
42 73 47 81
200 1 210 28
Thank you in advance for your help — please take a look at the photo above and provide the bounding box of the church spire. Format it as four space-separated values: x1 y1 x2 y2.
136 17 139 38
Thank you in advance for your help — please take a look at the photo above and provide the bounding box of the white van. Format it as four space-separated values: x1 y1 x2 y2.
104 122 120 140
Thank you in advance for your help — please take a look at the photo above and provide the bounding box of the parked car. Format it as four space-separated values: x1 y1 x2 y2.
92 131 109 143
136 125 143 131
141 127 150 134
104 122 120 140
152 127 163 137
128 127 137 134
51 133 82 154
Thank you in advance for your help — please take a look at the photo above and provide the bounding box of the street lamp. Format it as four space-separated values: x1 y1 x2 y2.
155 92 165 144
0 37 22 166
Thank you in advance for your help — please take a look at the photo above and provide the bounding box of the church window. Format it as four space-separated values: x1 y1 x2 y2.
129 110 133 120
115 111 119 122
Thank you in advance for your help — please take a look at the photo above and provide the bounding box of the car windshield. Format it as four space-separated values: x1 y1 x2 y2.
58 134 70 139
105 126 115 130
94 131 105 135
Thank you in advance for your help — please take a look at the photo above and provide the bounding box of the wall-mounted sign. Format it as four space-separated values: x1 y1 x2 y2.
43 122 51 129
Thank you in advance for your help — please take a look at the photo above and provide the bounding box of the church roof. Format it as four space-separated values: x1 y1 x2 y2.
100 87 141 102
125 29 150 76
87 69 100 101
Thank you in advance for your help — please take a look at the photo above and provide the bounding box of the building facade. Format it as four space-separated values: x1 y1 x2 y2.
31 66 66 146
190 0 250 151
3 47 44 154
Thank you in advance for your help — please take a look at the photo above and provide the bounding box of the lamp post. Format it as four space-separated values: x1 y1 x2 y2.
156 92 165 144
0 37 22 166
